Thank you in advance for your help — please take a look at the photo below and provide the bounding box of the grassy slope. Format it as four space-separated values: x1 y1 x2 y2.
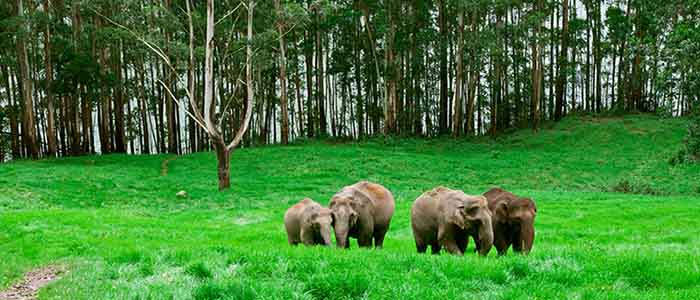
0 115 699 299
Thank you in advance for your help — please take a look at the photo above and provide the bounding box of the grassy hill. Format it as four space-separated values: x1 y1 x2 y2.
1 115 699 299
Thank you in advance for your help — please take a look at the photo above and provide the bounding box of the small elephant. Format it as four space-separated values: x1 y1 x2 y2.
411 187 494 256
329 181 395 248
284 198 333 246
483 188 537 255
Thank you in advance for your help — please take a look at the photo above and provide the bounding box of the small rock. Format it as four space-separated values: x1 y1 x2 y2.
176 191 188 198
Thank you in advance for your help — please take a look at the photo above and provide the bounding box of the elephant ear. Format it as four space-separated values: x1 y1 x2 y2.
495 201 509 220
450 203 467 229
350 188 372 210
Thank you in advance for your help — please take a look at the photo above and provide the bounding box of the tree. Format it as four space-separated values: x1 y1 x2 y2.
531 0 544 132
438 0 449 135
1 0 697 161
452 7 464 137
203 0 256 190
43 0 57 156
554 0 569 121
15 0 39 159
275 0 290 144
384 0 398 134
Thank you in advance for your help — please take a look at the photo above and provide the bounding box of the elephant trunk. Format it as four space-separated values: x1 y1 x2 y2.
320 224 333 246
520 219 535 255
334 223 350 248
477 216 494 256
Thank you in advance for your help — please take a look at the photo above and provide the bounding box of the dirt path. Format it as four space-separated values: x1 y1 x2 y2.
0 266 63 300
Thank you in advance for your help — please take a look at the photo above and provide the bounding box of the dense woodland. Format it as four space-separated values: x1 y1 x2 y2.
0 0 699 162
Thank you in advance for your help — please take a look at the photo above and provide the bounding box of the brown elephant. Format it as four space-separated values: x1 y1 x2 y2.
411 187 494 256
284 198 333 246
329 181 395 248
483 187 537 255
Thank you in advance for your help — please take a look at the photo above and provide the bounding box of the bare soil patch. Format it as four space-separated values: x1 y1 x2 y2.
0 266 64 300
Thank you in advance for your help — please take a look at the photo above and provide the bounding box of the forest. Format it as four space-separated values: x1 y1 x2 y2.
2 1 700 299
1 0 698 162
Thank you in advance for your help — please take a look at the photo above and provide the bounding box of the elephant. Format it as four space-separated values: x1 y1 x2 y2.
329 181 395 249
411 187 494 256
284 198 333 246
483 187 537 255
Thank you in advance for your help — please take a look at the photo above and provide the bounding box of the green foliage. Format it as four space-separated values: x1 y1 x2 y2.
684 112 700 160
0 106 6 161
671 111 700 165
186 262 213 280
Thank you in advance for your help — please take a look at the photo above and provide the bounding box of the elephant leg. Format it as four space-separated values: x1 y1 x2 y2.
415 239 428 253
300 228 316 246
456 236 468 254
493 238 509 256
430 243 442 255
494 232 509 256
471 233 481 253
510 228 523 253
373 227 389 249
442 241 463 256
358 233 373 248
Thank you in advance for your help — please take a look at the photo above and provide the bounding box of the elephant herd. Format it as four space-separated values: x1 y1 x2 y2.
284 181 537 256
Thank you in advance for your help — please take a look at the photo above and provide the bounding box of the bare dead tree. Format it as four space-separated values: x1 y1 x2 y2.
99 0 255 190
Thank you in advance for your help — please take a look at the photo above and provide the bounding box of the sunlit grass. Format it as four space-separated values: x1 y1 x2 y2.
1 115 699 299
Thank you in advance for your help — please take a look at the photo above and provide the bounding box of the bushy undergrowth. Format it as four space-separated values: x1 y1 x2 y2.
671 111 700 165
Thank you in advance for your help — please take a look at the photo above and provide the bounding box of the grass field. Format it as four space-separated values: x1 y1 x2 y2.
1 115 699 299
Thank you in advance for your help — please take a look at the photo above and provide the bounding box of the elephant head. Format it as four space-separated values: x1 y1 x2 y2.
329 194 362 248
446 192 494 256
304 207 333 246
495 197 537 253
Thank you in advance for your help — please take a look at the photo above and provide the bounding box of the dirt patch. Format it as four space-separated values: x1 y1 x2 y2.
0 266 64 300
161 156 178 176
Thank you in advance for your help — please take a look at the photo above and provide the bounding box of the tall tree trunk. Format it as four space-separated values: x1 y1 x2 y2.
43 0 57 156
354 17 364 137
629 5 644 111
554 0 569 121
275 0 290 144
165 0 178 154
114 39 127 153
531 0 543 132
16 0 39 159
585 0 591 112
491 10 504 136
594 0 602 112
315 8 326 136
292 31 304 137
5 66 20 158
438 0 448 135
96 14 112 154
137 59 150 154
452 10 465 137
304 29 315 137
466 12 480 135
204 0 229 189
617 0 631 110
384 0 397 135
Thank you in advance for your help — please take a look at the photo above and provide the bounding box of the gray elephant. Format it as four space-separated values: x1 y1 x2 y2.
483 188 537 255
411 187 494 256
284 198 333 246
329 181 395 248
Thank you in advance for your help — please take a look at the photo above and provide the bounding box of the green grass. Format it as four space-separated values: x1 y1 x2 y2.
1 114 699 299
